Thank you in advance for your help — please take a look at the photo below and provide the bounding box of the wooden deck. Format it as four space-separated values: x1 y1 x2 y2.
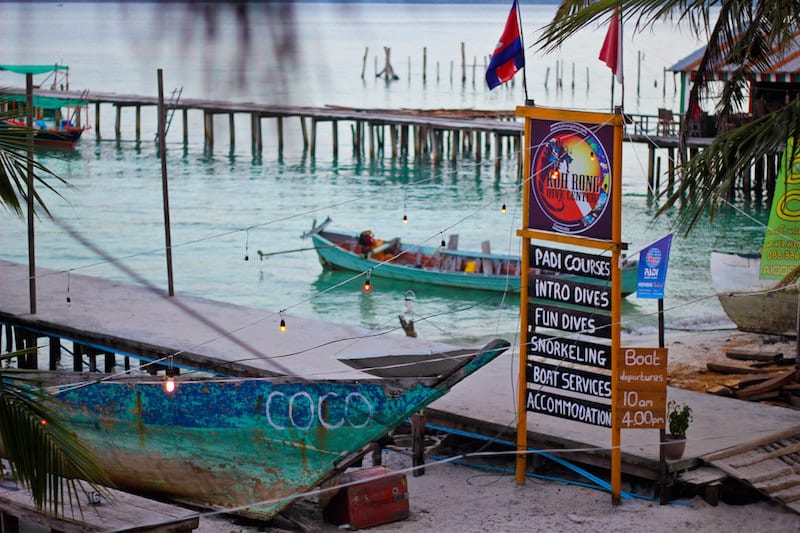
0 479 198 532
3 258 800 505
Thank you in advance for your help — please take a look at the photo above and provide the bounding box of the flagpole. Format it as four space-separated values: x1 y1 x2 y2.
516 0 530 103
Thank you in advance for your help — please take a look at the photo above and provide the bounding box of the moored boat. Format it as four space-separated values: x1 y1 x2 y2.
710 251 798 336
305 218 639 296
0 64 89 151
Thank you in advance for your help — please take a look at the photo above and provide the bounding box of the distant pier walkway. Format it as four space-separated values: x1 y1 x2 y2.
0 85 726 190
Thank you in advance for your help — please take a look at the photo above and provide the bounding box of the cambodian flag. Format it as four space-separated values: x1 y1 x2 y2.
485 0 525 90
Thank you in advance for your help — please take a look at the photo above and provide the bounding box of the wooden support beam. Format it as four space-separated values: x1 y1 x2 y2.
94 102 101 139
368 123 375 160
400 124 409 156
182 108 188 145
73 342 83 372
300 116 308 149
105 351 116 372
115 105 121 139
49 336 60 370
251 112 262 155
229 112 235 149
277 116 284 153
475 131 482 162
390 124 398 158
411 413 426 476
450 130 459 162
310 118 317 158
332 120 338 159
203 111 214 147
135 105 141 140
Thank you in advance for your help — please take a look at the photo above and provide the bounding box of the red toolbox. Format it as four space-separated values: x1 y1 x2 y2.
323 466 410 529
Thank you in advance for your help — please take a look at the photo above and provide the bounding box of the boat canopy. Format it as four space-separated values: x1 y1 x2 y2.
1 94 86 109
0 64 69 75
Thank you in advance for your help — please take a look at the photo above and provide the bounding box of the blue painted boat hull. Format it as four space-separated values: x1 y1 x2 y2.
47 339 510 520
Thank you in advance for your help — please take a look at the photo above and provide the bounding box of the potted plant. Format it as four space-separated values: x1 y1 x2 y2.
664 400 693 460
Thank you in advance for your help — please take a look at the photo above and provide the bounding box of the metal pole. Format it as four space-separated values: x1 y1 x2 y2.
158 69 175 296
26 73 36 314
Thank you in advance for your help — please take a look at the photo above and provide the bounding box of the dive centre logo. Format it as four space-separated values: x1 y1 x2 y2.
530 121 611 236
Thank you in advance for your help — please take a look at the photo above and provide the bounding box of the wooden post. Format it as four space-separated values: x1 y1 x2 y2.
251 112 262 155
361 47 368 79
310 118 317 158
400 125 409 156
390 125 398 158
422 47 427 83
203 111 213 147
647 144 655 193
73 343 83 372
276 116 284 153
104 352 116 372
25 73 36 315
135 105 141 141
300 116 308 149
228 112 235 150
48 336 60 370
461 42 466 85
475 131 482 162
411 413 426 476
115 105 121 139
332 120 338 159
368 123 375 160
157 69 175 297
182 109 188 145
450 130 459 161
94 102 101 139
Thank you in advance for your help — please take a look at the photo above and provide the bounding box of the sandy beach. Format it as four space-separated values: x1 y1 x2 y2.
189 327 800 532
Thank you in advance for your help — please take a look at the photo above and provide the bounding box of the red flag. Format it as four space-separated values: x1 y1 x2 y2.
485 0 525 90
598 9 623 84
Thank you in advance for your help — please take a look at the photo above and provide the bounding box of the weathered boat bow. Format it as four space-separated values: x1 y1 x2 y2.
44 338 510 521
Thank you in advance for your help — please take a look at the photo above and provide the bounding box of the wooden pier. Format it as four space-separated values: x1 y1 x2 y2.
0 86 780 198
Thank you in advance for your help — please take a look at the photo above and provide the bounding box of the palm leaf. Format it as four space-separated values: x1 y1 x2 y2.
0 355 111 515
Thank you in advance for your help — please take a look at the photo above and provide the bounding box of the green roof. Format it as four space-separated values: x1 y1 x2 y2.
0 64 69 75
1 94 85 109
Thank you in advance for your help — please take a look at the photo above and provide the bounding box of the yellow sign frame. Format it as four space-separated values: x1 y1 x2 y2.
515 105 625 503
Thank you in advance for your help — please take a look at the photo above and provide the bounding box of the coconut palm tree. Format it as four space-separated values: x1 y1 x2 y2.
537 0 800 232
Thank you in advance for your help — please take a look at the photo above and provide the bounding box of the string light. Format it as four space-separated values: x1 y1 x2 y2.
40 419 47 426
590 151 596 161
501 203 507 214
244 229 250 261
164 375 176 393
440 239 446 248
363 271 372 293
279 310 287 332
403 189 408 224
66 272 71 304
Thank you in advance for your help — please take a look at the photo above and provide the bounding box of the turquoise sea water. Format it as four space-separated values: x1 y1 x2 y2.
1 2 766 345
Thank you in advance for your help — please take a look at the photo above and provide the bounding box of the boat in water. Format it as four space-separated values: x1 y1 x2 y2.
0 64 88 150
710 251 798 337
305 218 639 296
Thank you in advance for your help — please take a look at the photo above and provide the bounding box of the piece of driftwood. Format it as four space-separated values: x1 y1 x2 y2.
707 361 763 374
736 370 799 398
725 349 784 363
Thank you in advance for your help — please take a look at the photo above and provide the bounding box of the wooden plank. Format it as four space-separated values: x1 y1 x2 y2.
726 348 784 363
703 428 800 462
677 466 727 486
736 370 799 398
706 361 762 374
0 480 199 532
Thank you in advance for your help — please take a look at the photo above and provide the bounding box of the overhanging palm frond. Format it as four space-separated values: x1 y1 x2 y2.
0 103 69 217
0 362 111 515
659 99 800 233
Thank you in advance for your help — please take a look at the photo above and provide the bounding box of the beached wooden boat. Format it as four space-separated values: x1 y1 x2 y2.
19 339 509 521
710 251 798 336
305 218 639 295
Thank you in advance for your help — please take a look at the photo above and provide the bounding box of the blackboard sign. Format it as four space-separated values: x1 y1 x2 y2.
526 360 611 399
527 332 611 371
531 274 612 310
526 389 611 427
530 244 612 281
529 303 612 339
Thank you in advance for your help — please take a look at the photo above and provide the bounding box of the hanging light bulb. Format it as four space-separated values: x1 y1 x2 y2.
501 203 507 214
403 290 416 315
440 239 446 248
279 310 287 332
590 151 596 161
403 214 408 224
363 271 372 293
164 376 176 394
